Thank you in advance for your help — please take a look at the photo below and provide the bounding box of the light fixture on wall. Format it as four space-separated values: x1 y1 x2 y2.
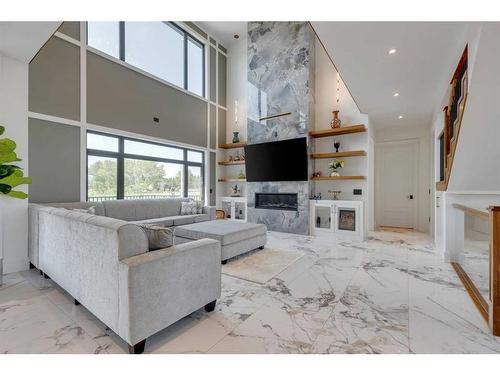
398 115 404 119
388 48 398 55
393 92 400 97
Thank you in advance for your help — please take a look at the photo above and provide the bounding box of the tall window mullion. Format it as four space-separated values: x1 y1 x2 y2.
119 21 125 61
183 32 188 90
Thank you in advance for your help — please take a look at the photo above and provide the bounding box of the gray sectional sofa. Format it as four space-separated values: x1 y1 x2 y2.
28 198 219 353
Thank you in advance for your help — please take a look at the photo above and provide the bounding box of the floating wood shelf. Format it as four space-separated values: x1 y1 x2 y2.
311 176 365 181
311 150 366 159
219 142 247 149
309 125 366 138
218 178 247 182
218 160 246 166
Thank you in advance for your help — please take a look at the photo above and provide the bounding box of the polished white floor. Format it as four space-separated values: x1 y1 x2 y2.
1 229 499 354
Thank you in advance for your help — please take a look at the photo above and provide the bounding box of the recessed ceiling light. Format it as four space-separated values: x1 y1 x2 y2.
398 115 404 119
388 48 397 55
393 92 399 97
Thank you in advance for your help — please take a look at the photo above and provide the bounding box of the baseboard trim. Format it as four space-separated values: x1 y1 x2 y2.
451 262 489 322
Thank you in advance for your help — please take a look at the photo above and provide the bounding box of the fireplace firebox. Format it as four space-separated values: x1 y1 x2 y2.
255 193 298 211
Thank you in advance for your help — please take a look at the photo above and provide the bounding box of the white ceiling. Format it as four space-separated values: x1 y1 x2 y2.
0 22 61 62
196 22 247 48
311 22 469 129
200 21 471 130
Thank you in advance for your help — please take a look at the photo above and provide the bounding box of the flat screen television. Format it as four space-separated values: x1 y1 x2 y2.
244 137 308 182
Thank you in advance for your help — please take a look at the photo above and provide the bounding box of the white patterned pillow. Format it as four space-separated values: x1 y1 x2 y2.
138 224 174 251
181 200 203 215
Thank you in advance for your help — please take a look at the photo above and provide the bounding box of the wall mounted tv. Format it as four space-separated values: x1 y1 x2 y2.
244 137 308 182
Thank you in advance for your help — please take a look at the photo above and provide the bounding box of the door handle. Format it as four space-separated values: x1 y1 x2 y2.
408 194 414 200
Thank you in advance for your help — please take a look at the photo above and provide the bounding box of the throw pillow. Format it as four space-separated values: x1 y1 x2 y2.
181 200 202 215
71 206 96 215
138 224 174 251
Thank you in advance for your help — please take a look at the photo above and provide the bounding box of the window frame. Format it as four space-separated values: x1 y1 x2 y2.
86 130 205 202
87 21 206 98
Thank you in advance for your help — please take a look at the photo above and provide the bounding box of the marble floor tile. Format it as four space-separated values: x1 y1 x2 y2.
2 229 500 354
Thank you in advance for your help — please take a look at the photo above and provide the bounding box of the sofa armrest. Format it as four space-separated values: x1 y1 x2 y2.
117 238 221 345
203 205 216 220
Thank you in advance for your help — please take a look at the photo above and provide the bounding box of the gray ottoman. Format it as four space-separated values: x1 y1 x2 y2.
174 221 267 263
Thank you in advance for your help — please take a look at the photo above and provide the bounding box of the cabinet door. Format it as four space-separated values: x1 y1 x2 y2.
314 204 332 231
235 201 246 221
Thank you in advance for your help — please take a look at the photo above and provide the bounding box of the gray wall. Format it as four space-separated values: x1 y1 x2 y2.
58 22 80 40
218 52 227 106
28 23 227 203
218 107 227 146
87 51 208 148
29 37 80 120
28 118 81 203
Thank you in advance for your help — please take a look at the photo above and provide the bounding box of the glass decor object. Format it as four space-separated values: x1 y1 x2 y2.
232 131 240 143
330 110 341 129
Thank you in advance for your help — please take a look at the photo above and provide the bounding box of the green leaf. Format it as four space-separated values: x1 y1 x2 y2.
0 151 20 164
7 190 28 199
0 183 12 194
0 165 20 179
0 138 16 154
0 169 31 188
0 125 4 135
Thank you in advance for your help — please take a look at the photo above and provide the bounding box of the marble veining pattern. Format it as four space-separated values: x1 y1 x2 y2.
1 229 500 354
246 22 315 235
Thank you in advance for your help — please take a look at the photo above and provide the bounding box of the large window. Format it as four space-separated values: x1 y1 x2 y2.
87 22 205 97
87 131 204 202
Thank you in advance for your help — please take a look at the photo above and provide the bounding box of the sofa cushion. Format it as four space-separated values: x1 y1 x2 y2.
174 221 267 246
102 198 191 221
169 215 196 226
45 202 105 216
138 224 173 250
130 217 174 227
194 214 210 223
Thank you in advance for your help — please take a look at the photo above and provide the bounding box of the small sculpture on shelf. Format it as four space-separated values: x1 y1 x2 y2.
237 170 246 179
334 141 341 153
328 190 342 200
311 192 322 200
228 155 234 162
230 184 241 197
312 171 322 178
234 150 245 161
330 110 341 129
329 159 345 177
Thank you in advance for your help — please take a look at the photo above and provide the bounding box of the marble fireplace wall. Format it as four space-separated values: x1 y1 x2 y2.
246 22 314 235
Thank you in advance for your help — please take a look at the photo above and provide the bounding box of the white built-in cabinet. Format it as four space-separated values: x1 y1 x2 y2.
310 200 364 240
218 196 247 222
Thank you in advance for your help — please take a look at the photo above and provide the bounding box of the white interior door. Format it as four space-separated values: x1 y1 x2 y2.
376 140 418 229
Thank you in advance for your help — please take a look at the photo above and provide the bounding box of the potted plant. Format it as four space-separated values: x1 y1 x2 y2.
328 159 345 177
0 125 32 285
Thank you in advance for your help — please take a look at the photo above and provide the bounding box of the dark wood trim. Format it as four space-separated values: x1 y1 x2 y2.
310 150 366 159
309 124 366 139
489 207 500 335
451 262 489 322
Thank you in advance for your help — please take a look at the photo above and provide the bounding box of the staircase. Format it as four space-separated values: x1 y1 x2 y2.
436 46 468 191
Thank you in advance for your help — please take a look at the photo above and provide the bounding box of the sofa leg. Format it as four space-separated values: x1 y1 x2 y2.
128 339 146 354
39 269 43 276
221 260 227 265
74 299 80 306
29 262 35 270
43 272 49 279
258 245 265 249
204 300 217 312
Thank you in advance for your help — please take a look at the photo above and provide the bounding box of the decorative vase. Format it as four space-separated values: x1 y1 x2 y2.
334 141 340 153
232 131 240 143
330 110 341 129
330 170 340 177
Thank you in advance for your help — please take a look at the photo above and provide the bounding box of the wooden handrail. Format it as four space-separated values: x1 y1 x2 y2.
436 46 468 191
